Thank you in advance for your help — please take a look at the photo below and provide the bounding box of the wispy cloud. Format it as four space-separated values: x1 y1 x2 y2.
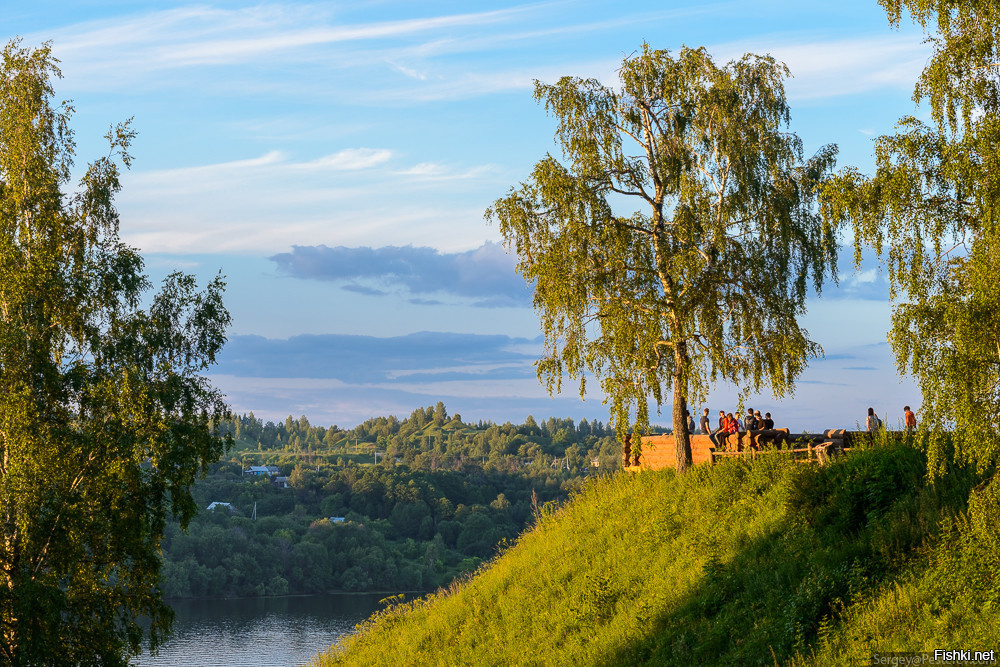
115 150 501 253
711 32 929 100
123 149 393 192
42 4 541 81
34 0 922 108
297 148 393 170
394 162 497 180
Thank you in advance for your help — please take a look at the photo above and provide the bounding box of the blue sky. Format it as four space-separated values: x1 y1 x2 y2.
5 1 931 430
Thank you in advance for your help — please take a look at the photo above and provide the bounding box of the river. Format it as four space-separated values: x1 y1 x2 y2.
135 594 389 667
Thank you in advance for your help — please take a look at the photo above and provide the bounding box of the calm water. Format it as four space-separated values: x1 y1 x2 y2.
136 594 388 667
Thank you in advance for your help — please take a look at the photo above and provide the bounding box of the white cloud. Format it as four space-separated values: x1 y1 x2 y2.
124 148 391 191
146 151 286 181
111 145 503 253
386 61 429 81
298 148 394 170
851 268 879 285
711 32 929 100
35 3 546 90
394 162 497 180
397 162 448 177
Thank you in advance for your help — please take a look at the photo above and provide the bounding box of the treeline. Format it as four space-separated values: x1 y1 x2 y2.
215 402 620 467
161 406 623 597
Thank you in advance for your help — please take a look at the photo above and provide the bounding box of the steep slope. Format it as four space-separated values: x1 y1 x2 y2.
314 438 999 665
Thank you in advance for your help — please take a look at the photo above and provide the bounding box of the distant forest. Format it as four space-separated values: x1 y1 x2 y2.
159 404 628 597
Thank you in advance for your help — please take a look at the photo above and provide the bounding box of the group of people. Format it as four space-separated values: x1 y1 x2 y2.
866 406 918 433
680 404 919 450
683 407 776 450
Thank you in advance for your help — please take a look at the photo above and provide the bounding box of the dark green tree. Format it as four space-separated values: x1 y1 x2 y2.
0 40 230 663
823 2 1000 476
488 45 838 470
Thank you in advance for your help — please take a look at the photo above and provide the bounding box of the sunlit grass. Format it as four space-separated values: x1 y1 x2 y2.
312 435 997 665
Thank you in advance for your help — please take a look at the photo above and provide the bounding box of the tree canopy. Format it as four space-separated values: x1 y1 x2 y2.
0 40 230 664
823 2 1000 476
488 45 838 470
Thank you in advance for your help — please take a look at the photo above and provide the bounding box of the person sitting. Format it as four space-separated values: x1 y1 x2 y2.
745 408 759 431
761 412 774 430
721 412 740 451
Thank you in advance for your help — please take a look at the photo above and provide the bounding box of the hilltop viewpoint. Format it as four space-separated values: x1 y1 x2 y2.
313 434 1000 665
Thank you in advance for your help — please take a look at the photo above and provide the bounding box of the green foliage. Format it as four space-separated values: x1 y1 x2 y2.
792 471 1000 663
488 44 838 470
317 438 995 666
219 408 622 475
159 408 608 599
0 40 230 664
822 2 1000 476
786 440 926 535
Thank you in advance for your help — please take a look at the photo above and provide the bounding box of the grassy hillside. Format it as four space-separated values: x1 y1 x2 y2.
313 436 1000 665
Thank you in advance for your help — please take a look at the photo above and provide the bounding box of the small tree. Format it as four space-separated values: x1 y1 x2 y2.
0 40 230 663
488 45 838 471
823 1 1000 476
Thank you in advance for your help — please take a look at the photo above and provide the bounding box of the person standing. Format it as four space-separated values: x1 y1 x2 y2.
700 408 718 447
866 407 882 433
904 406 917 433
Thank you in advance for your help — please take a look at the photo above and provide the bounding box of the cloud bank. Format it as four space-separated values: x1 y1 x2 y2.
268 242 531 306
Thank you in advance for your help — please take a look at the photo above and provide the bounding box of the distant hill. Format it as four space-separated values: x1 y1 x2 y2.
314 436 1000 665
160 407 624 598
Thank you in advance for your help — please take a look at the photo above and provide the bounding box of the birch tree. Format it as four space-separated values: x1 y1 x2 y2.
823 1 1000 476
0 40 230 663
488 45 838 471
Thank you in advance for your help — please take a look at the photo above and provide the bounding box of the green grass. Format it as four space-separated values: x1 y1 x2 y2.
312 436 999 665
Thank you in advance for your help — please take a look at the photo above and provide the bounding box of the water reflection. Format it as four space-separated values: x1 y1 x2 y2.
137 594 386 667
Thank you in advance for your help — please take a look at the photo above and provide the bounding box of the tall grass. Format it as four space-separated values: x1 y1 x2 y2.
312 435 995 666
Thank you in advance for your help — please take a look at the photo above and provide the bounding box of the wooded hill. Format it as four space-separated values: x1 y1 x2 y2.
158 407 626 597
317 434 1000 665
